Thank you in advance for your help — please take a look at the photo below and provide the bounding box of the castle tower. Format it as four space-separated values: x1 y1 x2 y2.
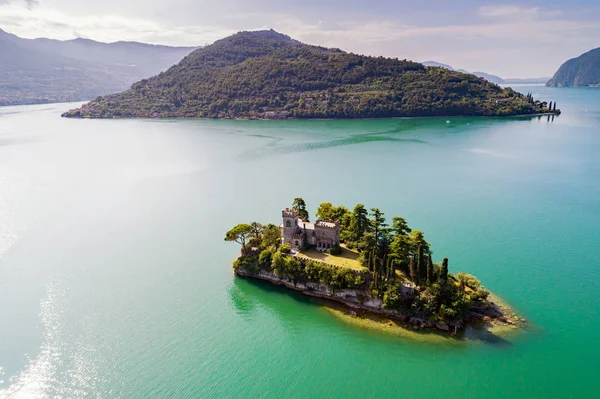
281 208 299 247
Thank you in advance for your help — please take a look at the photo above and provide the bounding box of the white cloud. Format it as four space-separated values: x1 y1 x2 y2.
0 3 233 45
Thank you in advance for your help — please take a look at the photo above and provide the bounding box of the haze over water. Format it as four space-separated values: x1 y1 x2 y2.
0 86 599 398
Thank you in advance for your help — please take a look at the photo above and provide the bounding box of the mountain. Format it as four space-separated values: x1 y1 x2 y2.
470 71 505 85
421 61 506 84
504 77 551 84
0 28 196 106
546 48 600 87
63 30 555 119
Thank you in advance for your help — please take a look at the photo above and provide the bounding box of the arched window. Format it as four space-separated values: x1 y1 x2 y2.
285 220 292 228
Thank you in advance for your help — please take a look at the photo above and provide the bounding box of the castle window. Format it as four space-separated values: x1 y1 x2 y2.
285 220 291 228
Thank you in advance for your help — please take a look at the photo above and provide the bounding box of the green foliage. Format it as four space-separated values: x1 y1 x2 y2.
292 197 310 221
456 272 481 291
63 30 547 120
234 255 260 274
329 245 342 256
316 203 349 222
440 258 449 283
382 281 404 309
258 249 273 270
261 223 281 250
224 224 254 254
280 243 291 254
228 198 494 323
271 251 286 276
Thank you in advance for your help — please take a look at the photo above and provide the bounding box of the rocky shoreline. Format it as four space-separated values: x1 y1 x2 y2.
235 267 522 334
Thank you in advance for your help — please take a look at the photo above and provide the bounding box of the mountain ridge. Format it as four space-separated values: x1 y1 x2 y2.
0 28 197 106
546 48 600 87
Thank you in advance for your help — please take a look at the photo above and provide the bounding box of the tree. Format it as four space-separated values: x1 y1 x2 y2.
391 216 411 236
225 224 254 255
316 202 334 220
389 234 412 274
292 197 309 221
440 258 449 283
258 250 272 269
271 251 286 276
426 252 434 285
548 101 552 111
348 204 370 243
415 245 423 284
359 232 377 258
553 102 557 111
409 255 416 282
331 206 349 222
262 223 281 249
410 230 429 255
370 208 388 247
250 222 264 241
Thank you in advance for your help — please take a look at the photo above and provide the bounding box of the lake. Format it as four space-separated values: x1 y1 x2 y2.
0 86 599 398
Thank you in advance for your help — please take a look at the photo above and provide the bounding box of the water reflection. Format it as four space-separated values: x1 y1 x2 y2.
229 276 516 347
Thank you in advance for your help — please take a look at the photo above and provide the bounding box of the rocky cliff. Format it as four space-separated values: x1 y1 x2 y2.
547 48 600 87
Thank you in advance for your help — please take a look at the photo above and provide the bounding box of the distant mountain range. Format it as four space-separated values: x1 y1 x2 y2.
62 30 556 120
421 61 549 85
0 28 197 106
547 48 600 87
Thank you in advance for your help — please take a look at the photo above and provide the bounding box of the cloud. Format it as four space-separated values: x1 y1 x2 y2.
24 0 38 10
0 0 39 9
0 3 233 44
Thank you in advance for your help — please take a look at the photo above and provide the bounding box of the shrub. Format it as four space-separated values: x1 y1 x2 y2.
329 245 342 255
271 251 286 276
258 249 273 270
234 255 259 275
280 243 291 254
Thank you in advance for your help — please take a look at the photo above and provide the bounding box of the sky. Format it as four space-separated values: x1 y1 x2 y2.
1 0 599 78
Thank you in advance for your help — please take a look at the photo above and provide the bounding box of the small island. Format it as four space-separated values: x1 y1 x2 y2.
226 199 522 335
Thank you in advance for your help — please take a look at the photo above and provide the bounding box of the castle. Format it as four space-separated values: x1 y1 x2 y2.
281 208 340 251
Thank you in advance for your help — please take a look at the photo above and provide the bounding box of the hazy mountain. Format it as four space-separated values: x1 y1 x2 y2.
0 28 197 106
546 48 600 87
422 61 505 84
504 77 551 84
422 61 551 86
62 30 552 119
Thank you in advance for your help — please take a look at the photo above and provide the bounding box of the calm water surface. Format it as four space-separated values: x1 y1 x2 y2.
0 86 599 398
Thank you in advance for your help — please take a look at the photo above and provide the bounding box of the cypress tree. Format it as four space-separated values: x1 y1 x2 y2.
409 256 415 282
441 258 449 283
426 252 433 285
553 102 557 111
416 246 422 284
385 256 390 280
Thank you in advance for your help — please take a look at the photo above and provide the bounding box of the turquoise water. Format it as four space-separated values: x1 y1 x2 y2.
0 86 599 398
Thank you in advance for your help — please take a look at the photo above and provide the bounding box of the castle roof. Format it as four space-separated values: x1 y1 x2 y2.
315 220 337 228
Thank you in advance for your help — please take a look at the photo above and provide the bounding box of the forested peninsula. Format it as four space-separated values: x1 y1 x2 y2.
226 199 522 335
63 30 558 120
